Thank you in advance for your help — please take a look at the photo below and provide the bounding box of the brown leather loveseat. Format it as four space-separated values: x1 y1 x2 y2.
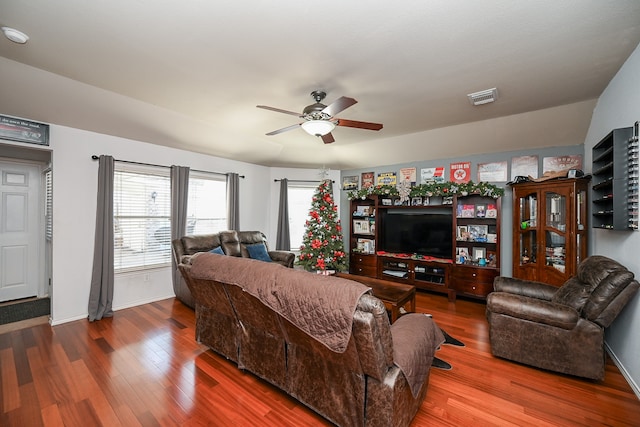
179 252 444 427
172 230 295 308
486 255 639 380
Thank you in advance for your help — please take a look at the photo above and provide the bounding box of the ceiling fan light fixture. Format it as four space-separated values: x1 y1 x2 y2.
301 120 335 137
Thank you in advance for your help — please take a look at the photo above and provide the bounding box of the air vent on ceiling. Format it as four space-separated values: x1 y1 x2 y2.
467 88 498 106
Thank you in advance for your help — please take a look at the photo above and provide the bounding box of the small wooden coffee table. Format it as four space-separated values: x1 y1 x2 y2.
336 273 416 323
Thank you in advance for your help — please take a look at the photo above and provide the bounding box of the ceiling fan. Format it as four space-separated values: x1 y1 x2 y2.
257 90 383 144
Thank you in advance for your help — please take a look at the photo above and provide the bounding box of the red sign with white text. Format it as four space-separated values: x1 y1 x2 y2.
450 162 471 183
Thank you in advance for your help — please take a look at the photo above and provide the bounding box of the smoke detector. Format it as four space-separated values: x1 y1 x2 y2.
2 27 29 44
467 88 498 106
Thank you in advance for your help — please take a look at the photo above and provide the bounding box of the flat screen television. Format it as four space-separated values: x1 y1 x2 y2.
379 208 453 259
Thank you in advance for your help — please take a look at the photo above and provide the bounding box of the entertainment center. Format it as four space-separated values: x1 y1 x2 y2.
349 193 501 300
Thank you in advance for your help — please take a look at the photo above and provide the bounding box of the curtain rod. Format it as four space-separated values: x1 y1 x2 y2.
91 155 244 178
274 179 335 183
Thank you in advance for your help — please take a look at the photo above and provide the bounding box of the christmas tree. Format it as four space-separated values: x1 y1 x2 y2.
297 179 347 272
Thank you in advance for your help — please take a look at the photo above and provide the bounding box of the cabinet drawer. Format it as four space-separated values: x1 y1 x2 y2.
350 254 377 267
350 264 377 278
451 266 498 298
454 280 494 298
350 254 377 278
451 267 498 283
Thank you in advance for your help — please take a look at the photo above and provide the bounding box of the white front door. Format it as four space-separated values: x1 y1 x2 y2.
0 161 41 302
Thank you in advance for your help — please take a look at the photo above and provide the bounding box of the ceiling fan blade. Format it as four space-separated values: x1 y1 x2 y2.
336 119 383 131
257 105 303 117
322 96 357 117
321 133 335 144
266 123 302 136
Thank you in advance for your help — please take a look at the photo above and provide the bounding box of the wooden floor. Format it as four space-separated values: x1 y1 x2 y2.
1 292 639 426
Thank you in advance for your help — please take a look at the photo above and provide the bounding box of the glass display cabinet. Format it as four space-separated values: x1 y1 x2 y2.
511 177 590 286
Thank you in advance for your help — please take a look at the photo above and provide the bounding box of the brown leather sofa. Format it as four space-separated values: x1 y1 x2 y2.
486 255 639 380
171 230 295 308
179 252 445 427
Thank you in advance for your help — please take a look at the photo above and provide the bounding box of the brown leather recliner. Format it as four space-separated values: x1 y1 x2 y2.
171 230 295 308
486 255 639 380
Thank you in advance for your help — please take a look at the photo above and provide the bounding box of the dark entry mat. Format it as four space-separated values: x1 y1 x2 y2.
0 298 50 325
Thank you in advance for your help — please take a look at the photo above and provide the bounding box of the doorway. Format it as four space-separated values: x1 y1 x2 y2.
0 161 42 301
0 144 52 325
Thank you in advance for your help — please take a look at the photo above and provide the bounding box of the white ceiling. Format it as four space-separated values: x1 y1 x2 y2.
1 0 640 169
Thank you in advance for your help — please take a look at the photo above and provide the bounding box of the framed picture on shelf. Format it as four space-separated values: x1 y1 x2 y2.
355 205 371 217
456 225 468 241
486 203 498 218
472 247 487 261
456 247 470 264
467 224 488 241
411 196 423 206
457 204 475 218
487 250 497 266
353 219 371 234
476 205 486 218
381 198 392 206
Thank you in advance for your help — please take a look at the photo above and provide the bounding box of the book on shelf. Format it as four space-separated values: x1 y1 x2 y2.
476 205 486 218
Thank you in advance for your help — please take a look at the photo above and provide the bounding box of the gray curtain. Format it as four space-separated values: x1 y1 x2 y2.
88 155 115 321
276 179 290 250
171 165 190 292
227 172 240 230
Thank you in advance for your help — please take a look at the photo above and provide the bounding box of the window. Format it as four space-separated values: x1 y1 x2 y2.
114 164 171 271
187 172 227 235
287 184 316 251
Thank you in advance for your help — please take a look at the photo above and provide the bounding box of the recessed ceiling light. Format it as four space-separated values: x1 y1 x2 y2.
1 27 29 44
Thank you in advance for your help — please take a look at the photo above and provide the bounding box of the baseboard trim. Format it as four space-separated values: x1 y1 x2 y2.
605 342 640 399
50 293 176 326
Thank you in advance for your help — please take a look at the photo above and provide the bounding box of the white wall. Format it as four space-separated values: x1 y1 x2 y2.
583 42 640 394
44 125 271 324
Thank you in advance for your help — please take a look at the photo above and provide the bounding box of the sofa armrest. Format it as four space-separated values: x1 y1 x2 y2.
487 292 579 330
268 250 295 268
493 276 558 301
390 314 444 397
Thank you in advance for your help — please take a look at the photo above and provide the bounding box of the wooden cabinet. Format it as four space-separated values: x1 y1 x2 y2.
450 265 498 299
348 193 502 300
377 255 455 301
591 127 635 230
511 178 589 286
349 253 377 278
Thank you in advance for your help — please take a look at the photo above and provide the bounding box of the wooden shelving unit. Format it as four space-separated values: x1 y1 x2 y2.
592 127 633 230
349 193 502 300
